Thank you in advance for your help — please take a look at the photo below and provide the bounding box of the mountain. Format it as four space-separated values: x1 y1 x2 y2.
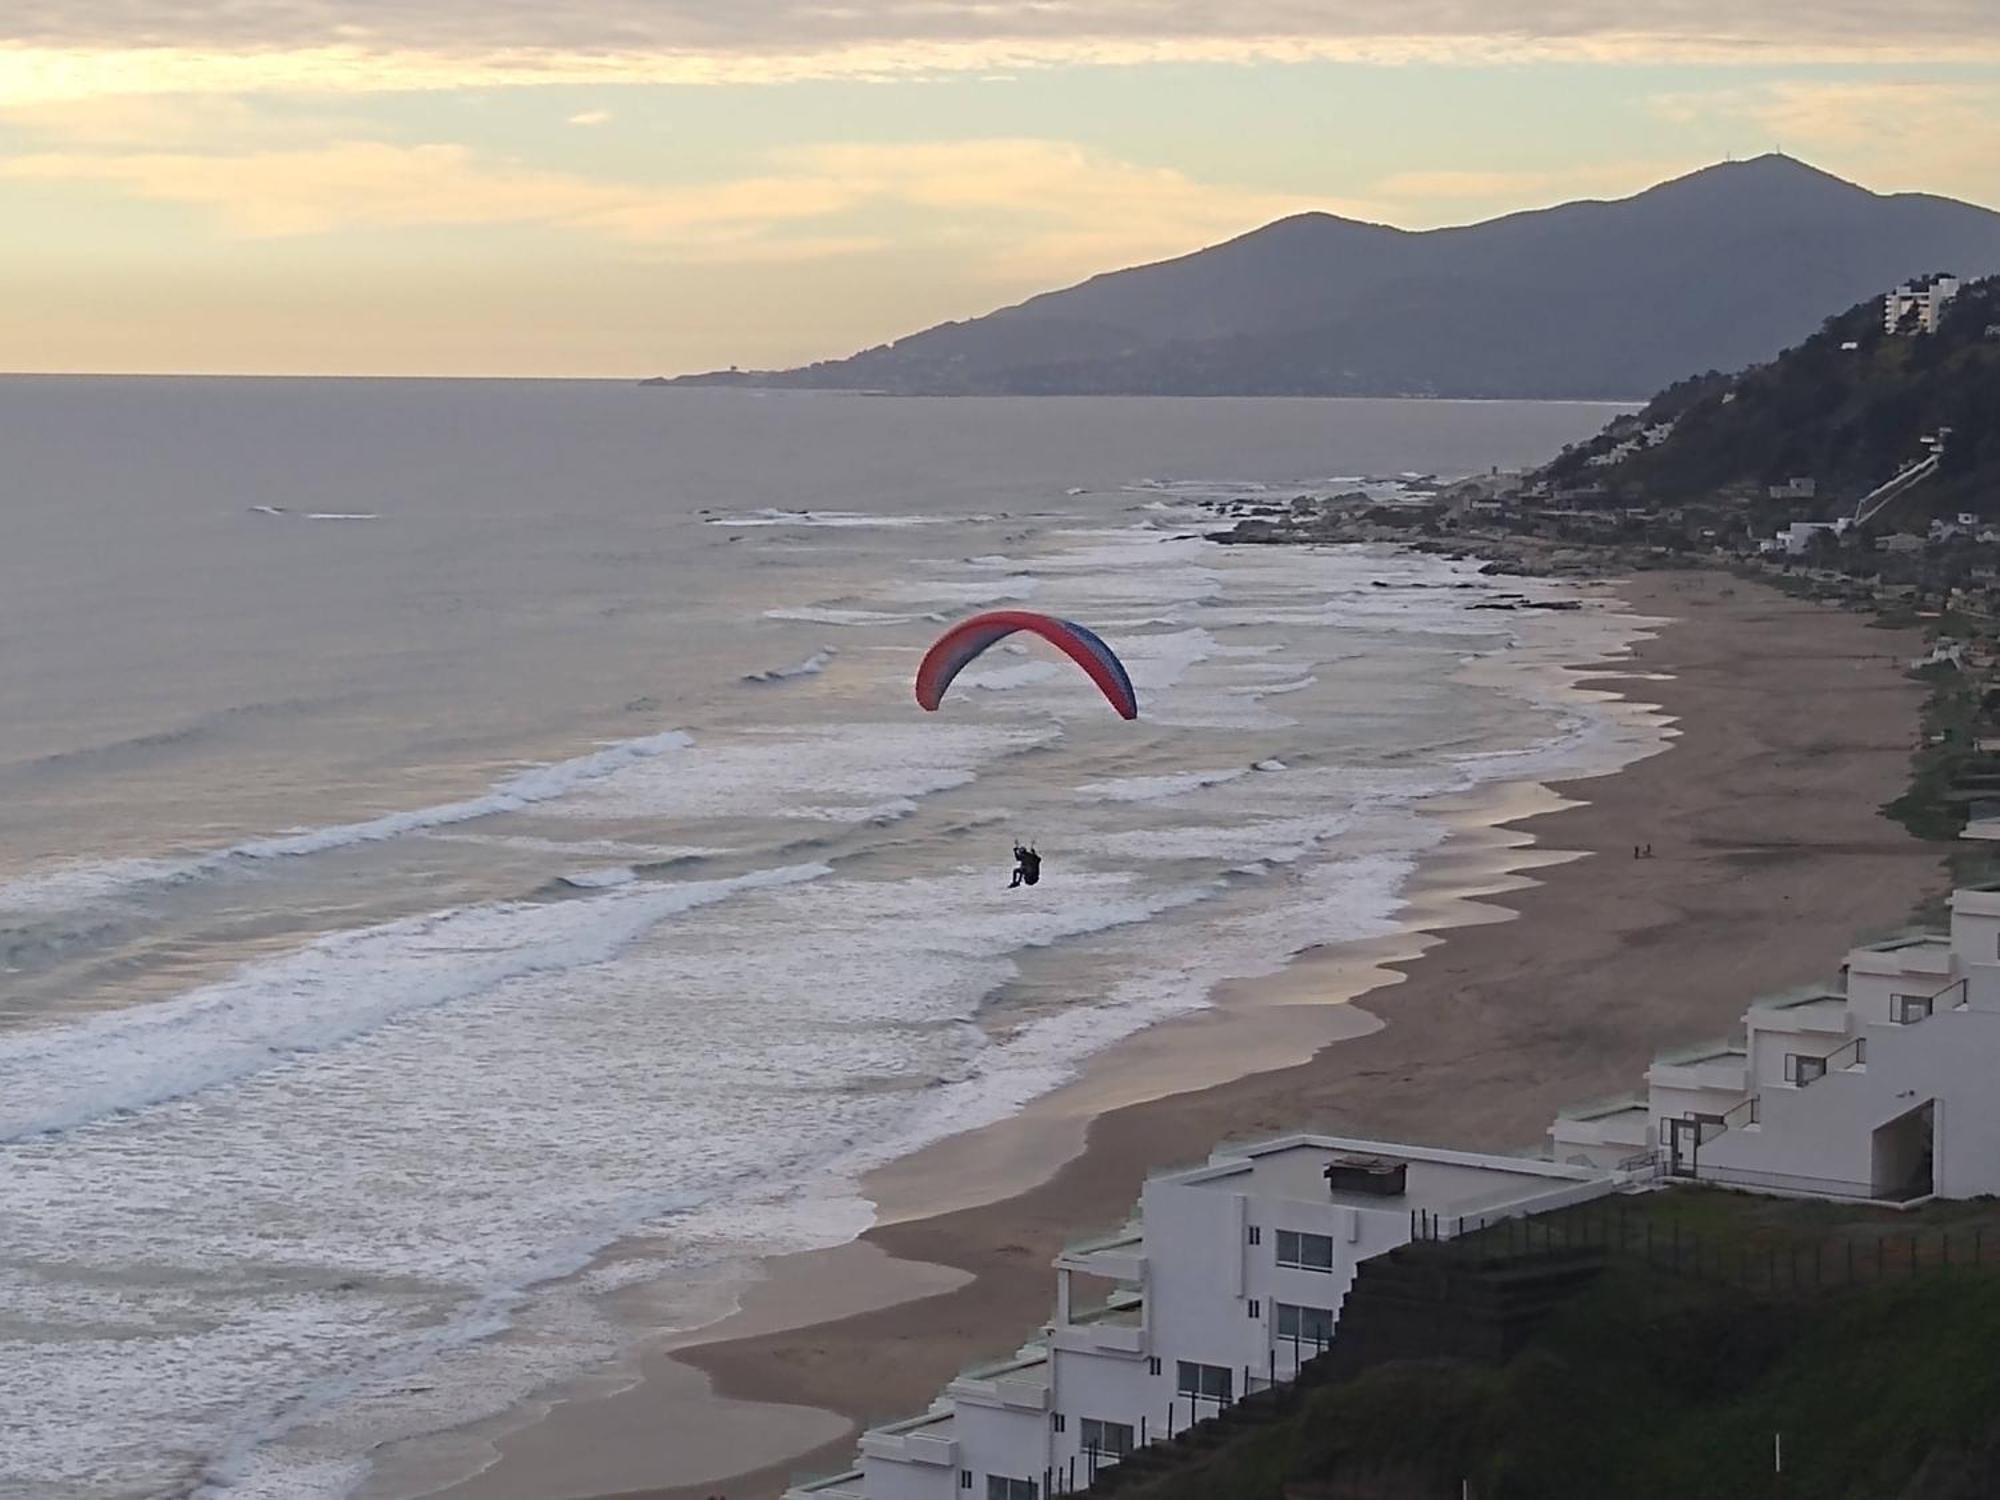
658 157 2000 400
1542 273 2000 512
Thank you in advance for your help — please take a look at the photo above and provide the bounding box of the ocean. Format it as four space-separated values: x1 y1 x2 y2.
0 381 1634 1500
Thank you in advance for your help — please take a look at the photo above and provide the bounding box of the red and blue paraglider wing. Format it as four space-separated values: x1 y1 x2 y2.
915 609 1138 720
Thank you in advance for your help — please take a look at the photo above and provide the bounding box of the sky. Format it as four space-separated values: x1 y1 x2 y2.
3 2 1997 376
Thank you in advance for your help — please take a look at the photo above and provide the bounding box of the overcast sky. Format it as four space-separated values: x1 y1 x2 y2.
3 0 1995 374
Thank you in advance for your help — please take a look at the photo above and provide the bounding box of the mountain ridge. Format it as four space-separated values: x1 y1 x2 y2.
656 156 2000 400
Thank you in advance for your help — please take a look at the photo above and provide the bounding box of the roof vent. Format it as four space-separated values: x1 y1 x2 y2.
1323 1156 1407 1197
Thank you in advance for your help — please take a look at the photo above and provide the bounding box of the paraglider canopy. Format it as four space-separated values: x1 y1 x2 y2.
915 609 1138 720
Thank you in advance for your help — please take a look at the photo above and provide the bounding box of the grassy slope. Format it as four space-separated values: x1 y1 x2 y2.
1115 1191 2000 1500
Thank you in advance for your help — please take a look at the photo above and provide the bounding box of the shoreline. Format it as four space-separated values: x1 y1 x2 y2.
393 568 1940 1500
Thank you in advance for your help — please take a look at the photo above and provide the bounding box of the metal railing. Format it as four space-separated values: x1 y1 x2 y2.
1807 1034 1866 1082
1417 1199 1994 1294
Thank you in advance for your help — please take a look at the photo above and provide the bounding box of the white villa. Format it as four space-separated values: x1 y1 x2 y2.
792 884 2000 1500
787 1141 1616 1500
1552 884 2000 1201
1885 274 1961 335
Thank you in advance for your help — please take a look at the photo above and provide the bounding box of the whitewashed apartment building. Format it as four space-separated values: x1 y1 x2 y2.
1552 884 2000 1201
787 1139 1617 1500
795 884 2000 1500
1885 274 1961 334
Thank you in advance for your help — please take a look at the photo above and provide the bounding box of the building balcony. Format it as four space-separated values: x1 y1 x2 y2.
858 1408 959 1468
1645 1041 1749 1095
1849 932 1952 979
948 1350 1050 1412
782 1471 867 1500
1049 1290 1146 1357
1550 1095 1651 1160
1745 990 1852 1037
1056 1228 1146 1284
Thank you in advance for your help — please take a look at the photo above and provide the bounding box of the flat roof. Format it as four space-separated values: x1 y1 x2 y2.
1166 1135 1608 1217
1750 994 1849 1020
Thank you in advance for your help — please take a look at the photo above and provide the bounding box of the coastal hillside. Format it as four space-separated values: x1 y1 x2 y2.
1090 1192 2000 1500
1543 274 2000 513
657 157 2000 400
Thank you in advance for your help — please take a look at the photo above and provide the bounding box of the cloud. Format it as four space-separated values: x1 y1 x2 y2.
567 109 611 126
1367 161 1696 221
0 136 1320 277
0 141 853 246
2 3 1997 101
1651 80 2000 204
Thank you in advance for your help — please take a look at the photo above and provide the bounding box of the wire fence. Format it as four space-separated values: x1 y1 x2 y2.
1412 1200 2000 1295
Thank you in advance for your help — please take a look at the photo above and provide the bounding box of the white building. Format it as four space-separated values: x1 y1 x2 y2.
1761 519 1846 556
790 1139 1617 1500
1885 274 1961 335
1553 885 2000 1202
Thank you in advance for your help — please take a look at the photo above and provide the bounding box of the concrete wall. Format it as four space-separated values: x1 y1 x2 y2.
1701 1007 2000 1198
860 1453 954 1500
954 1402 1048 1497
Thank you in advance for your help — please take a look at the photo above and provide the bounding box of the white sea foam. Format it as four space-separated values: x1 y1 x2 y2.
764 606 922 627
0 730 696 914
886 575 1041 606
0 862 828 1141
557 867 639 890
1075 768 1251 803
707 509 952 528
743 647 836 684
957 661 1062 692
556 722 1058 825
1230 675 1316 697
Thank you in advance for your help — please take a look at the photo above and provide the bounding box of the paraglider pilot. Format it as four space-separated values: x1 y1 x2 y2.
1009 843 1042 889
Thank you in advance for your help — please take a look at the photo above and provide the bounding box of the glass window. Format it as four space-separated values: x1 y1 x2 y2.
1275 1229 1335 1271
1176 1360 1233 1402
986 1478 1037 1500
1274 1301 1335 1346
1080 1418 1135 1457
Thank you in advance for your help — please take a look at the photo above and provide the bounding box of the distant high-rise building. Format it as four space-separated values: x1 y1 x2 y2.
1885 274 1961 334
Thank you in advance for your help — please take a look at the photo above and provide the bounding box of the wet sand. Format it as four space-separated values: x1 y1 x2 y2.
434 569 1942 1500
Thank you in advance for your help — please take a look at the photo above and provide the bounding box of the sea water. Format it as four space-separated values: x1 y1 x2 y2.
0 382 1634 1499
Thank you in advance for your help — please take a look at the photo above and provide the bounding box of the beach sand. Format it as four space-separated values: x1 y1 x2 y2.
422 569 1943 1500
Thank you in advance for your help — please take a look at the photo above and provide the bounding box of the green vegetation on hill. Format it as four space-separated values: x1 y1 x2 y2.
1106 1190 2000 1500
1548 276 2000 516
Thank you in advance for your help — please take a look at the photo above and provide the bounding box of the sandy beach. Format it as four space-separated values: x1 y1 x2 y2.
414 567 1942 1500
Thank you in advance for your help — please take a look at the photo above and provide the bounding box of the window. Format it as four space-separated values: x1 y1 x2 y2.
1275 1229 1335 1271
1147 1356 1161 1376
1275 1301 1335 1348
1247 1299 1262 1319
1785 1053 1828 1086
959 1473 973 1490
1050 1412 1066 1434
1080 1418 1135 1458
987 1478 1037 1500
1176 1360 1233 1405
1246 1225 1262 1246
1893 993 1934 1025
